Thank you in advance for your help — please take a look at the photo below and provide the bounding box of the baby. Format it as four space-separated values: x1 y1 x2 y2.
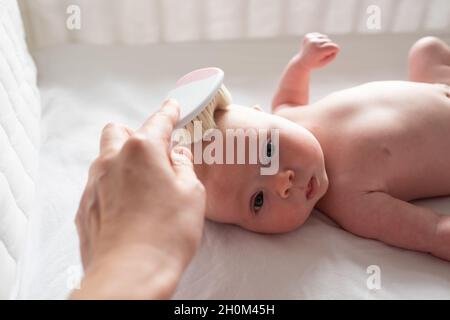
193 33 450 261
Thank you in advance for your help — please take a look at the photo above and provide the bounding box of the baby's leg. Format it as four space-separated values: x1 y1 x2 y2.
408 37 450 85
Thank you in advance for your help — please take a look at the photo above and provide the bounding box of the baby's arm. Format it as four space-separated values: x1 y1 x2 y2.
333 192 450 261
272 33 339 112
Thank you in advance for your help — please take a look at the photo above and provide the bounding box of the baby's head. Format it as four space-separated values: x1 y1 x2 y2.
191 104 329 234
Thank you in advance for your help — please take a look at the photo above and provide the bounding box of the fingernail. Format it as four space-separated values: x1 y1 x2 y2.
172 146 193 163
171 152 192 166
173 146 193 160
164 98 179 107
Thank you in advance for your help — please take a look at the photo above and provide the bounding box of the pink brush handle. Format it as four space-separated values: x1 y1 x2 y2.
175 67 220 88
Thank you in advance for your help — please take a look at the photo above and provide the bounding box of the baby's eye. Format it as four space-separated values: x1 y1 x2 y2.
266 140 274 158
252 191 264 214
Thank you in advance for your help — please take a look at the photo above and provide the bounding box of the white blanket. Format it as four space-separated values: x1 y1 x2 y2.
0 0 39 299
15 36 450 299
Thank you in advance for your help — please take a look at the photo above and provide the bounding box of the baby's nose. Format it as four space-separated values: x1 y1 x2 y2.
275 170 295 199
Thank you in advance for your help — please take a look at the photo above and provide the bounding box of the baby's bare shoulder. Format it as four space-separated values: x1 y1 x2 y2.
316 178 386 231
317 185 388 238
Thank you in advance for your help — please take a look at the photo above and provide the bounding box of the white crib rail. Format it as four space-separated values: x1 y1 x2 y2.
18 0 450 50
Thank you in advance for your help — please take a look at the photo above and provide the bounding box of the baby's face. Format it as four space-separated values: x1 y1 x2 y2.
195 105 328 233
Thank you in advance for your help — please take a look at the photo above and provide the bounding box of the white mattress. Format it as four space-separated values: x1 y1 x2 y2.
0 0 40 299
14 35 450 299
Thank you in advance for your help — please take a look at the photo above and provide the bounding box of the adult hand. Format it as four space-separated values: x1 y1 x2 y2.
71 99 206 299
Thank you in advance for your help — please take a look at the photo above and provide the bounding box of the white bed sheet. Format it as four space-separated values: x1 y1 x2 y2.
15 35 450 299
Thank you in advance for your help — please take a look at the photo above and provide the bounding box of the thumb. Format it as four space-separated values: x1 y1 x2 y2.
170 146 197 181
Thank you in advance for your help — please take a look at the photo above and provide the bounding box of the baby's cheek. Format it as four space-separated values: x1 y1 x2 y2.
269 207 304 232
205 196 230 223
289 206 311 228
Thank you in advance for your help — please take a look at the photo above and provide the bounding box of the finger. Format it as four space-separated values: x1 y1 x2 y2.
170 146 198 181
318 44 340 56
320 42 340 51
100 123 133 156
321 51 338 63
311 33 329 40
307 33 330 41
311 39 332 46
318 52 338 67
311 38 328 43
137 99 180 146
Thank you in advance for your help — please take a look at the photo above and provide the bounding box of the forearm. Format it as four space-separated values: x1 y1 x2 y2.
272 54 311 110
70 244 184 299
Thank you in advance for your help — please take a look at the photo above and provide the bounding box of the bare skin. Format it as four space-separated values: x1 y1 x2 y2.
195 34 450 261
275 34 450 260
72 100 206 299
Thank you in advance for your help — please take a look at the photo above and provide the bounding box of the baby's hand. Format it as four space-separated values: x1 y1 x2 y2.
299 33 340 69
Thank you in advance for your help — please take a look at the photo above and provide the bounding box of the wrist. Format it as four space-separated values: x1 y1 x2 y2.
292 54 312 72
71 244 184 299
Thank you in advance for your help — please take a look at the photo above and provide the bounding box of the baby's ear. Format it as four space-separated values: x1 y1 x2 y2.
251 104 263 112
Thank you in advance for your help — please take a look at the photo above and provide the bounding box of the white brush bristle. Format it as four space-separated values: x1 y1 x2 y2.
184 84 232 142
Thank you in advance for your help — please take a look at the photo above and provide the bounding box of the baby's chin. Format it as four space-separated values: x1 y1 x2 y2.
251 219 307 234
316 167 330 199
245 210 313 234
